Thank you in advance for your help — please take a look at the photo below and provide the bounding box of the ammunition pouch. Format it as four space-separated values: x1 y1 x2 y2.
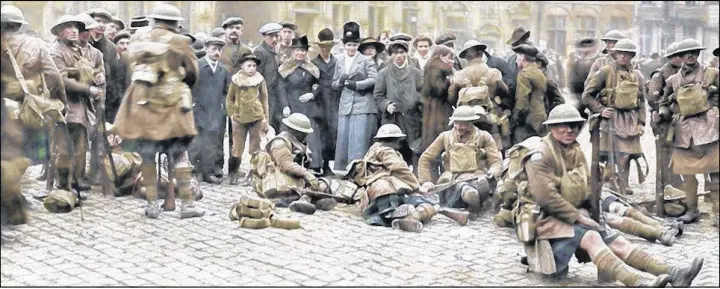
514 201 541 244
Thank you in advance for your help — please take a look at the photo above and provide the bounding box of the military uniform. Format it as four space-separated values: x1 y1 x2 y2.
511 45 548 145
659 38 720 225
582 39 647 192
601 195 680 246
452 40 510 151
113 4 203 219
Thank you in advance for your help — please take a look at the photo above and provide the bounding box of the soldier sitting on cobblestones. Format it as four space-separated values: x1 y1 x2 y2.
349 124 469 233
250 113 337 215
515 104 703 287
418 106 502 221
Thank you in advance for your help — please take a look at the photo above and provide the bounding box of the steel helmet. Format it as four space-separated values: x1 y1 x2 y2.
673 38 706 55
282 113 314 134
664 41 681 58
51 15 86 36
374 124 406 139
610 38 638 55
600 30 626 42
449 106 481 122
714 47 719 57
147 3 185 21
1 5 28 25
76 13 99 31
459 39 488 59
543 103 586 125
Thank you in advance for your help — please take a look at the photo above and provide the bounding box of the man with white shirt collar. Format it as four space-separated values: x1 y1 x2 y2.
189 37 231 184
411 35 432 71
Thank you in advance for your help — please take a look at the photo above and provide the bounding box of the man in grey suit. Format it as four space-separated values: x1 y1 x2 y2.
332 21 379 171
254 22 286 132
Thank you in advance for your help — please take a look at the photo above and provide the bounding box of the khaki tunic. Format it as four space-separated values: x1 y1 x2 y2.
661 64 720 174
513 63 548 136
1 34 67 106
114 25 199 141
268 131 312 179
418 127 502 184
227 72 269 124
357 142 421 209
583 62 646 155
647 63 680 112
49 41 106 129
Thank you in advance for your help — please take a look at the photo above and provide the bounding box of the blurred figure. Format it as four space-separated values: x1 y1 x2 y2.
359 36 385 68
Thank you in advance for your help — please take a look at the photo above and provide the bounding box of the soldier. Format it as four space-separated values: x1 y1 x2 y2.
505 27 533 97
434 32 466 71
350 124 469 232
418 106 502 219
226 53 269 184
647 41 683 190
277 21 297 64
657 38 720 226
601 195 681 246
113 3 204 219
86 8 120 121
567 38 602 119
582 39 646 195
250 113 336 214
373 39 424 169
253 22 284 132
585 30 629 84
311 28 341 176
511 44 548 146
452 39 511 151
515 104 703 287
535 53 566 114
49 14 105 192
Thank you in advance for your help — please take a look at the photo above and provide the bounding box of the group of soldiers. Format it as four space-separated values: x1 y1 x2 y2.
2 2 719 287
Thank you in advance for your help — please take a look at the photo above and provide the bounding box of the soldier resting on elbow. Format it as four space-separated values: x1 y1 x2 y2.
515 104 703 287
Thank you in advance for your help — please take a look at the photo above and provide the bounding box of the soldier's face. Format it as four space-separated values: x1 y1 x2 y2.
605 40 617 50
225 24 243 42
682 52 699 64
281 28 293 42
550 123 581 145
453 121 472 135
105 23 118 40
241 60 257 75
264 33 279 47
59 24 79 41
292 48 307 61
362 46 376 58
205 44 223 61
615 52 633 66
416 40 431 56
116 38 129 54
669 55 683 66
345 42 358 57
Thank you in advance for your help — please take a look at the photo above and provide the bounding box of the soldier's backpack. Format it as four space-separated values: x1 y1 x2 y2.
602 65 641 110
497 136 545 210
674 66 712 117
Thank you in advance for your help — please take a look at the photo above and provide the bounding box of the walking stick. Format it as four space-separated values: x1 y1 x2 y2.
162 152 176 211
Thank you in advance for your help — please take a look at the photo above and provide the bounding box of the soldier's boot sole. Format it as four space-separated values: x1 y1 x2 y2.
179 206 205 219
439 208 470 226
677 209 701 224
658 229 675 246
392 219 423 233
289 201 316 215
145 204 161 219
670 257 704 287
314 198 337 211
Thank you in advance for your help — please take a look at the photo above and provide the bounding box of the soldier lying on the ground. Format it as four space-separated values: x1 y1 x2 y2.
601 195 681 246
515 104 703 287
250 113 337 214
418 106 502 221
348 124 469 233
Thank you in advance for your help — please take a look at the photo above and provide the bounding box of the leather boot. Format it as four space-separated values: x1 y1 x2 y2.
668 257 704 287
270 216 301 230
202 173 222 185
594 248 671 287
677 176 701 224
72 174 91 192
314 198 337 211
289 195 316 215
179 199 205 219
213 167 223 179
392 218 423 233
439 207 470 226
141 163 161 219
322 160 334 177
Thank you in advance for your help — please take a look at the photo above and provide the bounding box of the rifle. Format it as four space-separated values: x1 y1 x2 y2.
162 152 176 211
607 116 630 195
604 187 667 224
589 113 602 222
424 175 486 196
298 188 356 205
653 119 666 217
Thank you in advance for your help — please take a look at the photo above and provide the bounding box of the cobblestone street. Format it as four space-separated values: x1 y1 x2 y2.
1 125 719 287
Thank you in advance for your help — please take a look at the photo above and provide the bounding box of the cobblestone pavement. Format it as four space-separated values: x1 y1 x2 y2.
1 125 719 287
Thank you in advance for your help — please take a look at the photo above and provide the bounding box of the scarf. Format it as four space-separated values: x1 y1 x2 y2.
278 58 320 79
231 71 264 88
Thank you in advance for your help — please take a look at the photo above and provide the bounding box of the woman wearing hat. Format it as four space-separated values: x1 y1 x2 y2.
582 38 647 196
277 35 325 173
359 37 385 68
226 53 270 185
657 38 720 226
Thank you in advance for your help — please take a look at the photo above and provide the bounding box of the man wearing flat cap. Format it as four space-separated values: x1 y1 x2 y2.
253 22 284 136
113 30 132 109
510 44 548 146
435 32 467 71
189 37 230 185
106 16 125 41
505 27 533 97
87 8 121 125
277 21 297 64
211 27 225 39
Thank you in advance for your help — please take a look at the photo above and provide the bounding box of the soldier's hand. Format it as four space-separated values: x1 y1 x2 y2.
345 80 357 90
299 92 314 103
577 214 602 231
387 103 398 114
283 106 291 117
651 111 661 123
89 86 102 98
636 124 644 136
304 172 320 190
420 182 435 193
601 108 614 118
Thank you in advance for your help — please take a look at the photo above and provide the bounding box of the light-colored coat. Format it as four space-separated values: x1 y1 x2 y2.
332 53 378 116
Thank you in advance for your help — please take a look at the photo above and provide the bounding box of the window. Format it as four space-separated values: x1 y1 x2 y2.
608 17 628 31
685 1 699 6
576 16 596 40
547 15 567 56
332 4 351 36
402 8 418 37
368 4 386 39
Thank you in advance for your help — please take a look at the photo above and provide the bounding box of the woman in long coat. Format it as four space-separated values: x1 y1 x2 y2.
278 35 323 172
419 45 456 182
